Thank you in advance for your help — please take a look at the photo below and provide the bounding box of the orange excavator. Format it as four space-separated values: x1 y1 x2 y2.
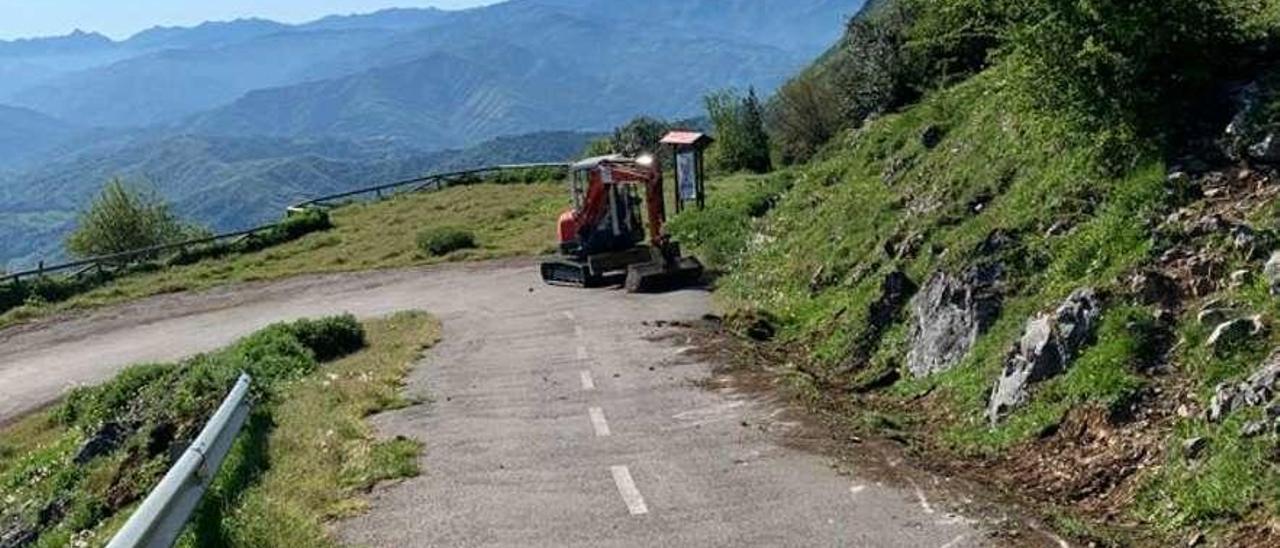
540 153 703 292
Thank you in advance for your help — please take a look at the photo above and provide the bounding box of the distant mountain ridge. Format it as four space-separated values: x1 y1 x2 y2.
0 0 865 267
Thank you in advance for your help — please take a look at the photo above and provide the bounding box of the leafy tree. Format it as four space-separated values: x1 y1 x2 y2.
612 116 671 156
65 178 204 260
768 74 842 165
705 88 772 173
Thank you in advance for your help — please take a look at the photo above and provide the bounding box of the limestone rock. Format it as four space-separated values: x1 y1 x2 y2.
905 265 1003 378
1266 252 1280 295
1208 350 1280 422
987 288 1102 423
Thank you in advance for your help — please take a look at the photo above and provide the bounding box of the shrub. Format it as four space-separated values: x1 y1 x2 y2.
279 314 366 362
417 227 477 256
65 178 206 261
1006 0 1238 148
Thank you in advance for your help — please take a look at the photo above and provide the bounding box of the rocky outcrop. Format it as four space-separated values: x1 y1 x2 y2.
905 264 1002 377
987 288 1103 424
1208 350 1280 422
1223 81 1280 165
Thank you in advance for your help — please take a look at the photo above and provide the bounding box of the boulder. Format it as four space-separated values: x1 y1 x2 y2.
1208 350 1280 422
905 265 1003 378
987 288 1102 423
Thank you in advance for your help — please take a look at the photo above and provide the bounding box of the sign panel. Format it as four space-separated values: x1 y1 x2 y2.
676 150 698 203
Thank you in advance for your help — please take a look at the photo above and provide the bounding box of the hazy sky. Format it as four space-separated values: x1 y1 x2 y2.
0 0 500 40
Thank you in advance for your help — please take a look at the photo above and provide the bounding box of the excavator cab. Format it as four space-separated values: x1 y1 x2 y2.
541 153 703 292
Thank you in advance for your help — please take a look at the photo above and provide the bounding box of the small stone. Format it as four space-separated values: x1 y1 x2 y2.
1265 252 1280 295
1205 316 1265 353
1249 133 1280 164
1241 420 1268 438
1230 269 1253 288
1185 530 1205 547
1182 437 1208 460
1176 404 1193 418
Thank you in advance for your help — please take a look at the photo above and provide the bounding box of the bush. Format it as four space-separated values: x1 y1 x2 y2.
65 178 206 261
1007 0 1238 148
279 314 366 362
417 227 477 256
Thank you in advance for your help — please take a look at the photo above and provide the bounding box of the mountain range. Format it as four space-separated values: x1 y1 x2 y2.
0 0 865 269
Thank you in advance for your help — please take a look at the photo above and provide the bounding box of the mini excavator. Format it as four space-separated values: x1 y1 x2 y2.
539 152 703 292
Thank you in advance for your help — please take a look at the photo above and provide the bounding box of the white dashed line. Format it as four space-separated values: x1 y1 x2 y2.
610 465 649 515
589 407 611 436
580 370 596 390
577 345 589 360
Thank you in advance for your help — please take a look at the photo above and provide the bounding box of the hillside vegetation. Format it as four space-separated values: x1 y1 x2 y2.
673 0 1280 543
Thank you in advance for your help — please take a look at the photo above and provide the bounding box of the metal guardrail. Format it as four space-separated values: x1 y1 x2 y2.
1 162 569 286
107 373 253 548
286 162 569 211
0 224 281 285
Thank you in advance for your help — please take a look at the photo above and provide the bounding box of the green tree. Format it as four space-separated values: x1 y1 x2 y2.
65 178 203 260
768 74 842 164
612 116 671 156
705 89 772 174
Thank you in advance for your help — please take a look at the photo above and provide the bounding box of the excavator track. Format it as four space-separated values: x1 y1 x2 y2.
540 259 599 288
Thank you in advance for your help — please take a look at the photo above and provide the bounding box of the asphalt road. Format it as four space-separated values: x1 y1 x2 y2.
0 261 1023 547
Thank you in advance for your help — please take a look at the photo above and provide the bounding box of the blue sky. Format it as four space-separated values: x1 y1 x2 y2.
0 0 499 40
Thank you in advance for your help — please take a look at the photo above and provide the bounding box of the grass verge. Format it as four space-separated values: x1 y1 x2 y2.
0 311 439 547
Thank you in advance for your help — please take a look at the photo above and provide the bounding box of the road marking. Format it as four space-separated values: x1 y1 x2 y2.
577 345 589 360
589 407 611 436
580 370 596 390
574 325 585 338
610 465 649 515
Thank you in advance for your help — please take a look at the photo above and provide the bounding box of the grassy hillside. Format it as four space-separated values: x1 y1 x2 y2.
1 180 568 328
672 0 1280 543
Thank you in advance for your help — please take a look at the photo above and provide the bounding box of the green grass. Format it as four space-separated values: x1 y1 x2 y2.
0 182 569 329
0 312 438 547
180 311 440 547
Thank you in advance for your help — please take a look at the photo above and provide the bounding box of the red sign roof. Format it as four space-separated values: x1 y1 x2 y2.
660 131 713 147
